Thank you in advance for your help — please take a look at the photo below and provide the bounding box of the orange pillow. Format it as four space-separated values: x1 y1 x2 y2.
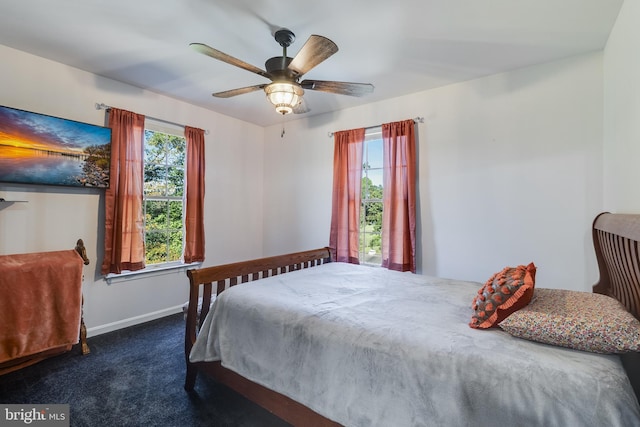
469 263 537 329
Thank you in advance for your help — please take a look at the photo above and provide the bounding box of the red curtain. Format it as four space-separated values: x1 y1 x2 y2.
101 109 146 275
329 128 365 263
184 126 205 263
381 119 416 273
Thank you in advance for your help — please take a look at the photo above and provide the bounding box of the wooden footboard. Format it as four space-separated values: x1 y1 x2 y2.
183 247 335 425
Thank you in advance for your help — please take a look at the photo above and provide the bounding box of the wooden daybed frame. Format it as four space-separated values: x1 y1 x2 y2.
184 212 640 426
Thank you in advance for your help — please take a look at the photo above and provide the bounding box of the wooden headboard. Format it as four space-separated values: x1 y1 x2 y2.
593 212 640 404
592 212 640 320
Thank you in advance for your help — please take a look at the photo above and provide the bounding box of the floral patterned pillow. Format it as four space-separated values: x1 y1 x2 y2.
469 263 537 329
498 288 640 353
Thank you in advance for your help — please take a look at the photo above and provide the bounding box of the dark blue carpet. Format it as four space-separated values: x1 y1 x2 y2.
0 314 291 427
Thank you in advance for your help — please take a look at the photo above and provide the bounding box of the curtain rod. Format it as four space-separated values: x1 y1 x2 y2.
95 103 210 135
327 117 424 138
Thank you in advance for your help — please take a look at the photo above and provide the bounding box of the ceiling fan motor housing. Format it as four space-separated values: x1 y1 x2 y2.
274 29 295 48
265 56 297 80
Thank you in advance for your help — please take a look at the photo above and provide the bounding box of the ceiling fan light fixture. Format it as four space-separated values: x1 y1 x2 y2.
265 82 304 115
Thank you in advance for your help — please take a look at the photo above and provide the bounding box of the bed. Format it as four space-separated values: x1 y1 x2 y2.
184 213 640 426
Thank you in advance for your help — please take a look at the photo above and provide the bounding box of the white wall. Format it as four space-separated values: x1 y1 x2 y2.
603 0 640 212
0 44 265 335
263 52 604 291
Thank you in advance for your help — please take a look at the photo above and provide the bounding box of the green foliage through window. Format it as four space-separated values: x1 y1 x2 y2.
143 129 186 265
359 133 383 266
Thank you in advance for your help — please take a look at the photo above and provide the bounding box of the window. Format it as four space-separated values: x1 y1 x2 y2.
143 124 186 266
359 128 383 266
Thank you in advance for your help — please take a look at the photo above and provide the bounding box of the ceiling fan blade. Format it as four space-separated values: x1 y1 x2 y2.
300 80 374 97
288 35 338 77
293 98 311 114
190 43 270 79
212 84 267 98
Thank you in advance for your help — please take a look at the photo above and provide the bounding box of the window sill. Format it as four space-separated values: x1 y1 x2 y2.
105 261 202 285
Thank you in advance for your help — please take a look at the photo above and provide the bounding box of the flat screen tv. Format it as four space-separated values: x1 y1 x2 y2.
0 105 112 188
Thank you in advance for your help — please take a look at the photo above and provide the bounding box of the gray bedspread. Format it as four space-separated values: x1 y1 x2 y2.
190 262 640 427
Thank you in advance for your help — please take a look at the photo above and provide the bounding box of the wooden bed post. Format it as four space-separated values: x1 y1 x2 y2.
75 238 91 355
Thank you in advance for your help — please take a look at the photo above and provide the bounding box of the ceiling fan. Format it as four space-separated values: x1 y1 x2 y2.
190 28 374 115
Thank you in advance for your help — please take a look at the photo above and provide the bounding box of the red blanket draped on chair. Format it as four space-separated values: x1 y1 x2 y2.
0 249 83 364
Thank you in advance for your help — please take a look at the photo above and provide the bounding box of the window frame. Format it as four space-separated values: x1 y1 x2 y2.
359 127 383 266
142 122 186 267
105 120 200 284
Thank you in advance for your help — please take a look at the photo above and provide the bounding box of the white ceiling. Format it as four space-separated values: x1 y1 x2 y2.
0 0 623 127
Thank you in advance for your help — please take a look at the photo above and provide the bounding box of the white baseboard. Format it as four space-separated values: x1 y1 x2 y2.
86 305 184 337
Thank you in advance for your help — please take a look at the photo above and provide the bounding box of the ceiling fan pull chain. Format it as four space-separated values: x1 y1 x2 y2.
281 112 287 138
